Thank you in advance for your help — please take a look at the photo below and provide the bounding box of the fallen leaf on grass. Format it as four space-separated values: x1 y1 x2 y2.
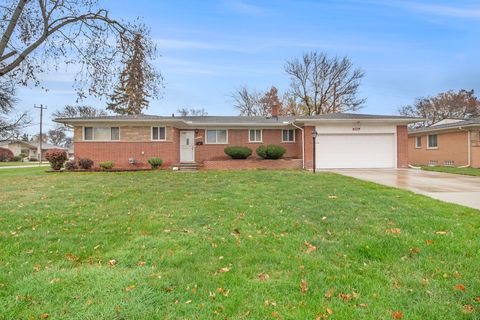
65 253 78 261
325 288 335 298
185 300 192 304
454 284 466 291
328 195 337 199
435 231 448 235
40 314 49 319
410 247 420 254
87 299 93 305
304 241 316 254
475 297 480 302
338 293 351 301
125 285 136 292
358 303 368 308
386 228 401 234
107 259 117 266
257 273 270 281
301 278 308 294
464 304 474 313
426 240 433 245
137 261 145 266
218 267 230 273
392 311 403 319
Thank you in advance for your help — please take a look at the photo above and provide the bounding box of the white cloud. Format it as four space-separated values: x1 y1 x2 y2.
360 0 480 18
223 0 268 16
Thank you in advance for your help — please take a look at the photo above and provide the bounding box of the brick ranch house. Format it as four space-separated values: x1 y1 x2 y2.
55 112 421 170
408 118 480 168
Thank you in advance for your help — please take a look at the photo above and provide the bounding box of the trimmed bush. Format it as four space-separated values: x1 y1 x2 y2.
147 157 163 169
12 155 22 162
224 146 252 159
29 157 38 162
0 147 13 162
256 145 286 160
99 161 114 170
64 160 78 171
78 158 93 169
45 149 68 170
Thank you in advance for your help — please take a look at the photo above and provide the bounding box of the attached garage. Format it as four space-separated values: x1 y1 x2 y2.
314 123 397 169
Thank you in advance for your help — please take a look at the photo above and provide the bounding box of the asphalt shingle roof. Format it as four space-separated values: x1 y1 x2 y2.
55 113 420 123
409 118 480 134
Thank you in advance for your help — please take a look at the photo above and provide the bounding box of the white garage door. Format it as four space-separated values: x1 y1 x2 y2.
316 134 396 169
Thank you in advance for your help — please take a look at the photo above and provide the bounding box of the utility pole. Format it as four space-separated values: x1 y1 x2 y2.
34 104 47 164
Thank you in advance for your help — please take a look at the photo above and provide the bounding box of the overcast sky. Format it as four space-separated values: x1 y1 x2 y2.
16 0 480 134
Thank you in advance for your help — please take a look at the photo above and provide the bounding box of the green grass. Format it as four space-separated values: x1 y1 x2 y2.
422 166 480 177
0 162 45 167
0 168 479 319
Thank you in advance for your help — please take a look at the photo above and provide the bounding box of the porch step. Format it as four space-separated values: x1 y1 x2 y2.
171 163 202 171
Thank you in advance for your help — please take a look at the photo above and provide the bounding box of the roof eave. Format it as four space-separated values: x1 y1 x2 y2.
408 123 480 135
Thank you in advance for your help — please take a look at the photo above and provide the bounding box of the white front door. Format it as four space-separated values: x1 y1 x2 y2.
180 131 195 162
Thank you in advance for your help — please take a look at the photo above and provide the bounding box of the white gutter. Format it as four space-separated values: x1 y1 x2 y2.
285 121 305 169
458 127 471 168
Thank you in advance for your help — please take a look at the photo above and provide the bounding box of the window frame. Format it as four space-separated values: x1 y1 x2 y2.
427 134 438 149
415 136 422 148
281 129 296 143
83 126 120 141
248 129 263 143
205 129 228 144
151 126 167 141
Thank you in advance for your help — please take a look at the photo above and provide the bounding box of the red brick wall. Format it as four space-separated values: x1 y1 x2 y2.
193 129 301 162
396 125 409 168
408 131 469 167
303 126 315 170
203 159 302 170
74 128 180 168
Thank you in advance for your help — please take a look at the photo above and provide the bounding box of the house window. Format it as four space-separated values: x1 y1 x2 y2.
282 129 295 142
444 160 454 167
152 127 166 141
84 127 119 141
206 129 228 144
415 136 422 148
427 134 438 149
428 160 438 166
249 129 262 143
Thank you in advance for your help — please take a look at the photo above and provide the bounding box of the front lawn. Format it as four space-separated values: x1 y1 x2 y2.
422 166 480 177
0 168 479 319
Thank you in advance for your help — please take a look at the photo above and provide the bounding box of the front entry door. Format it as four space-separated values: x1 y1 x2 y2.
180 131 195 162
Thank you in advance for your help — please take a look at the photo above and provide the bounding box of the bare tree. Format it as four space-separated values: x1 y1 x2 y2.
0 81 29 141
232 86 271 116
52 105 107 119
177 108 208 116
0 0 162 99
47 126 67 146
399 89 480 127
284 51 365 115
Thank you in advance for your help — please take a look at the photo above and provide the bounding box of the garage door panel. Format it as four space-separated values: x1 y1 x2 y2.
316 134 396 169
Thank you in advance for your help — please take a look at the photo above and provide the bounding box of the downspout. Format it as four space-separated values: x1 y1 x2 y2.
285 121 305 169
458 127 471 168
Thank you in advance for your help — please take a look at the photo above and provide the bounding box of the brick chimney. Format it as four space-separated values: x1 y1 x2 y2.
271 102 279 118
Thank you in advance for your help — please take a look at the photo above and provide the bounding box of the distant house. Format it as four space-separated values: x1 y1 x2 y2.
0 140 68 160
55 107 422 170
408 118 480 168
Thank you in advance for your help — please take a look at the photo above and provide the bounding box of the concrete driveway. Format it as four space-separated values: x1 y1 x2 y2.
328 168 480 210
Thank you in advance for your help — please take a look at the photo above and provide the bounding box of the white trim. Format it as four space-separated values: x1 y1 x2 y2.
205 129 229 144
151 126 167 141
427 134 438 149
281 129 296 142
83 126 120 142
415 136 422 149
248 129 263 143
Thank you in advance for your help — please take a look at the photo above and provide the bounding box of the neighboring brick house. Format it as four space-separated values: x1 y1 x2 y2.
0 140 68 160
408 118 480 168
55 112 421 170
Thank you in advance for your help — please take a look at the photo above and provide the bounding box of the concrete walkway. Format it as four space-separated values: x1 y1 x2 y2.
328 168 480 210
0 164 49 169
